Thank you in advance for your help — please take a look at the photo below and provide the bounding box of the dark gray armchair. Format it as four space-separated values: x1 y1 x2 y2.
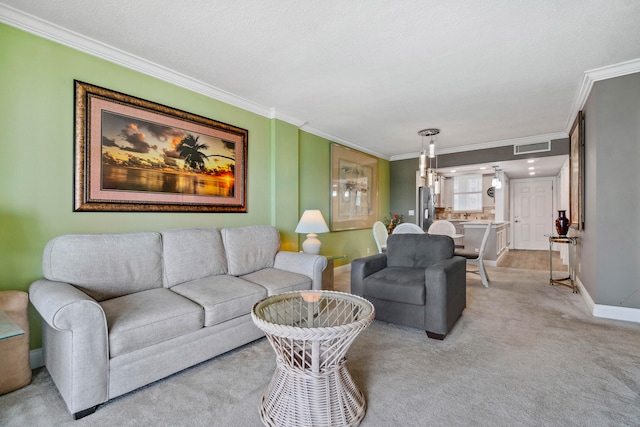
351 233 466 339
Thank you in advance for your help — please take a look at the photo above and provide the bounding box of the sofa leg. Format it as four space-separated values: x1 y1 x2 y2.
74 405 98 420
426 331 446 340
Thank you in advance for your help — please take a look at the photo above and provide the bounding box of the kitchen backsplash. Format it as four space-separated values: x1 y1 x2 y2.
435 206 495 221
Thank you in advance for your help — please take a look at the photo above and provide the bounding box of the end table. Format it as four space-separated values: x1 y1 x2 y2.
548 235 578 293
252 290 374 427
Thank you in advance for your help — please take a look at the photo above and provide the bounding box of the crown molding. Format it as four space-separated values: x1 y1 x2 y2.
268 108 307 128
565 58 640 132
0 4 386 157
0 4 278 119
3 4 638 163
389 132 568 161
298 124 389 159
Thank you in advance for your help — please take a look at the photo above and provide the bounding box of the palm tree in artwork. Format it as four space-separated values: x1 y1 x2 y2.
177 134 209 170
177 134 236 172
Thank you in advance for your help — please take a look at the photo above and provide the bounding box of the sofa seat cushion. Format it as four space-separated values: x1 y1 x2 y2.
240 268 312 296
100 288 204 358
363 267 426 305
171 275 267 327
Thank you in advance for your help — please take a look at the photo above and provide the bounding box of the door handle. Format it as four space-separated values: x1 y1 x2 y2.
514 220 520 223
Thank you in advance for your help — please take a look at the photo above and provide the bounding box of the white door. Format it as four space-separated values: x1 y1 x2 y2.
512 178 554 250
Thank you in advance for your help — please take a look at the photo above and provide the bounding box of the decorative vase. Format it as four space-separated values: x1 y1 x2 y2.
555 210 570 236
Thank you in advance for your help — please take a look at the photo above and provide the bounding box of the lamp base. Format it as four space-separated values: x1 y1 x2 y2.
302 234 321 255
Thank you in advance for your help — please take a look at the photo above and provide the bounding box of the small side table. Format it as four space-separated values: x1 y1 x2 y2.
252 290 374 427
548 236 578 293
0 310 24 340
321 254 347 290
0 290 31 396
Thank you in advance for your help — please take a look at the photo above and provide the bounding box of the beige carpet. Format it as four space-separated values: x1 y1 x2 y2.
2 267 640 426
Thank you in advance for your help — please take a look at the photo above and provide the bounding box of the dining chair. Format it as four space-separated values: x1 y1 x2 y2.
372 221 388 253
427 220 457 237
392 223 425 234
454 222 491 287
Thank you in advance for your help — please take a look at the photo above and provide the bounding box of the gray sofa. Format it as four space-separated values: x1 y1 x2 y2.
350 233 466 340
29 225 326 419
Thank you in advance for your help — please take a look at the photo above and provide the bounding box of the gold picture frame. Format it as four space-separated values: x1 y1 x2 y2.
569 111 584 229
330 144 378 231
74 81 248 212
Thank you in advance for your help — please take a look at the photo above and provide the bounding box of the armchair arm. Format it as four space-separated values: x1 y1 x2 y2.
274 251 328 290
423 256 467 335
350 253 387 297
29 279 109 415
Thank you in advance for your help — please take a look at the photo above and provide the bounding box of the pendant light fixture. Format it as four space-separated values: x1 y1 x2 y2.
491 166 502 190
418 128 440 194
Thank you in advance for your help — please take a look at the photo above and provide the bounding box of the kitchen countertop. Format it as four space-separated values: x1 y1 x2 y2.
461 221 510 227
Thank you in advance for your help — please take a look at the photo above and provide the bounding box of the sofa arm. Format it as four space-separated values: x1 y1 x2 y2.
424 256 467 335
350 253 387 297
274 251 328 290
29 279 109 416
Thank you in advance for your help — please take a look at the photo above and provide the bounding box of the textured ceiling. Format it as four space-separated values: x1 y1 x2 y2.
2 0 640 164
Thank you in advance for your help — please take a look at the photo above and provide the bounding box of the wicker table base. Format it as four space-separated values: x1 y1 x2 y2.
252 291 374 427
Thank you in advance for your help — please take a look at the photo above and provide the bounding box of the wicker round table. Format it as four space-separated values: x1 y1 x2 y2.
251 290 375 427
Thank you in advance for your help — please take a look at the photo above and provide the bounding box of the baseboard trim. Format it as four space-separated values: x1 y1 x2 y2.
30 348 44 369
577 276 640 324
593 304 640 323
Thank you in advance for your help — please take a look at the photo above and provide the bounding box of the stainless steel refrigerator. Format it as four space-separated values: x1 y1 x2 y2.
418 186 435 231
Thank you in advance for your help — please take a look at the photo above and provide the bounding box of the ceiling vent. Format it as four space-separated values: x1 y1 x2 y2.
513 141 551 155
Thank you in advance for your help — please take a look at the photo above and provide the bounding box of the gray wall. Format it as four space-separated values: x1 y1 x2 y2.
436 138 569 168
579 72 640 307
390 159 419 223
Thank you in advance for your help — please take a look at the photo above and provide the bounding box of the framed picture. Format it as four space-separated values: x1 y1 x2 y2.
74 81 247 212
331 144 378 231
569 110 584 229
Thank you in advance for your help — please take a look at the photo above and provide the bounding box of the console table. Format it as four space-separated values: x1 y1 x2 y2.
548 236 578 293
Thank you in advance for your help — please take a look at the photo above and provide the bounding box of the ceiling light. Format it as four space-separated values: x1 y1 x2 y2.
528 166 535 170
529 172 536 175
450 169 456 173
527 159 535 163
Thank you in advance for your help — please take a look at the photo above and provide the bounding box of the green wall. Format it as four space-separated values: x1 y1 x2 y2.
0 23 389 349
299 133 390 267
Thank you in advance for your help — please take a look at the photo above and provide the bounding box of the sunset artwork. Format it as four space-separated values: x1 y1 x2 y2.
74 81 247 212
101 111 236 198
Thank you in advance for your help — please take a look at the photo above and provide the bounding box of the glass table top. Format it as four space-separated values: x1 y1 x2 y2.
0 310 24 340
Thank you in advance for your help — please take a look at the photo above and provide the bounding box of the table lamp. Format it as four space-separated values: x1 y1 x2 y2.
295 210 330 254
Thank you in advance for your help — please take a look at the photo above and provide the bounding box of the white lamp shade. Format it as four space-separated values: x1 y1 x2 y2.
295 210 329 234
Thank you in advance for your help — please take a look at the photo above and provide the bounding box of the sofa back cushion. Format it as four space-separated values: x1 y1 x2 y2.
161 227 228 287
221 225 280 276
42 232 163 301
386 234 454 268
